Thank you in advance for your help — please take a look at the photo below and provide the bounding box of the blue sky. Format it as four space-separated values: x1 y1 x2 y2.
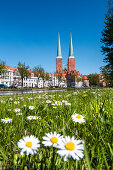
0 0 108 75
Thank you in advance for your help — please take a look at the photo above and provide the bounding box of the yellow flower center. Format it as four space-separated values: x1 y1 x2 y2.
50 137 58 143
26 141 32 147
5 118 9 120
83 94 88 97
76 115 81 119
65 142 75 150
29 116 33 119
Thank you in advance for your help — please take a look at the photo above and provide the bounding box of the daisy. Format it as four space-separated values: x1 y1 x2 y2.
28 98 33 101
9 98 13 101
62 100 68 103
14 108 20 113
17 135 40 155
55 101 62 106
27 116 36 120
71 113 85 124
34 116 41 120
57 136 84 161
16 113 22 116
14 101 20 104
1 118 12 123
42 132 63 148
29 106 35 110
46 100 51 103
65 102 71 106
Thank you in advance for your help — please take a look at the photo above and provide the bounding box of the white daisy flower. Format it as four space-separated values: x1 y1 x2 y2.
17 135 40 155
65 102 71 106
29 106 35 110
57 136 84 161
28 98 33 101
16 113 22 116
0 100 5 103
46 100 51 103
34 116 41 120
1 118 12 123
27 116 40 120
14 108 20 113
9 98 13 101
55 101 62 106
14 101 20 104
27 116 35 120
62 100 68 103
42 132 63 148
71 113 85 124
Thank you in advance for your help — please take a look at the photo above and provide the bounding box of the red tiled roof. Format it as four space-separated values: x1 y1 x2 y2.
5 66 17 71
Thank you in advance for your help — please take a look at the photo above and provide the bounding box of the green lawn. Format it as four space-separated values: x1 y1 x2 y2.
0 88 112 169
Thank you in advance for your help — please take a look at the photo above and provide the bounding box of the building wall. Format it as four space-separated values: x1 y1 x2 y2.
68 58 75 72
56 58 62 73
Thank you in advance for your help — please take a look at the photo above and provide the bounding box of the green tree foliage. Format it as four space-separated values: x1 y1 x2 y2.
87 74 100 86
33 65 45 78
17 62 29 87
44 73 50 81
56 71 63 86
101 8 113 83
0 59 7 76
100 65 113 84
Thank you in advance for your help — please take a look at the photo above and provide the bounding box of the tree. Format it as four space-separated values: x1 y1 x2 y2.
101 8 113 82
100 65 113 84
0 59 7 77
33 65 44 78
56 71 63 86
33 65 45 87
17 62 29 87
87 74 100 86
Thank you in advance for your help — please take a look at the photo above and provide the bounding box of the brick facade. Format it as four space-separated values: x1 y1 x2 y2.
56 58 62 73
68 58 75 72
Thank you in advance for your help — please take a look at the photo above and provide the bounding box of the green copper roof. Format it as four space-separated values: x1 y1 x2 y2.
57 33 62 58
69 33 74 58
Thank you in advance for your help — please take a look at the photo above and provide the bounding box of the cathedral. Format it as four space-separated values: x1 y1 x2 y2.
56 34 89 87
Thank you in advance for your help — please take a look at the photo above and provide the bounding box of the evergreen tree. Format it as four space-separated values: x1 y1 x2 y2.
101 7 113 83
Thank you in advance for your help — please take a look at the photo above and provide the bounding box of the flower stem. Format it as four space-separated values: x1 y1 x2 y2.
51 147 55 169
28 154 31 170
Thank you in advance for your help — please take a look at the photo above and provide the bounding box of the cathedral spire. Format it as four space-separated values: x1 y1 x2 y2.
68 33 75 72
69 33 74 58
56 33 62 73
57 33 62 58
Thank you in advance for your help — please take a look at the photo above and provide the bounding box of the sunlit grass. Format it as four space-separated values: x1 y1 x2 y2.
0 88 112 169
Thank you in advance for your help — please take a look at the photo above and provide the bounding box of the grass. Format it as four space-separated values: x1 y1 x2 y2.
0 88 113 169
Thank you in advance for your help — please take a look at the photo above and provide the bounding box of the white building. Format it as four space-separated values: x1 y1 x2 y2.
0 66 67 88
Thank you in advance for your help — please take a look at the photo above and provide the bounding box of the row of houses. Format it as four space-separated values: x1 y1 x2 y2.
0 65 106 88
0 66 67 88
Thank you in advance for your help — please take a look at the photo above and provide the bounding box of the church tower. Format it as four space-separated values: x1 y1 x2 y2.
56 34 62 73
68 34 75 72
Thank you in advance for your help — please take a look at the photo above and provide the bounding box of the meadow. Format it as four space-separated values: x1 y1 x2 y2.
0 88 112 170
